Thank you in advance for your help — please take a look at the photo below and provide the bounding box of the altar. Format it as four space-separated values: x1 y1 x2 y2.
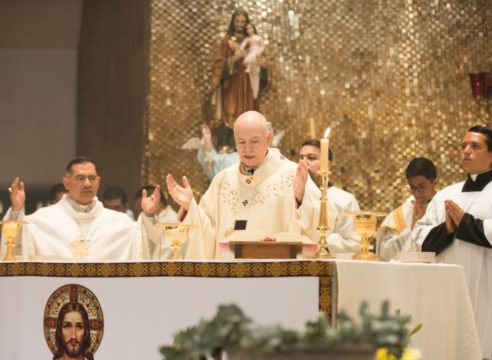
0 259 482 360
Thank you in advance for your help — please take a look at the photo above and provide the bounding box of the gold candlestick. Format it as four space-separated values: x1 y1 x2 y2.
1 220 25 262
316 169 333 258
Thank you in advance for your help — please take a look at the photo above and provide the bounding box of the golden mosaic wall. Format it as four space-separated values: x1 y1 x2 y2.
147 0 492 211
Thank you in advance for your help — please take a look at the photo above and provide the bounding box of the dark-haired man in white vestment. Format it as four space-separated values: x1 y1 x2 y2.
1 156 169 261
414 125 492 359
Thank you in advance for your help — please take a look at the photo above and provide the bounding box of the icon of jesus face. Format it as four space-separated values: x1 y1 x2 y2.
61 310 85 358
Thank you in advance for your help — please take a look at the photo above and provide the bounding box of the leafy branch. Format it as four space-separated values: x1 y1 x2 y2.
160 301 420 360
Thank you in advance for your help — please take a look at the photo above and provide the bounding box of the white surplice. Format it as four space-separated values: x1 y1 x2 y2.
150 205 180 259
156 205 179 224
309 187 360 255
1 195 169 261
413 180 492 358
328 186 360 213
324 186 361 253
377 196 416 260
181 148 321 259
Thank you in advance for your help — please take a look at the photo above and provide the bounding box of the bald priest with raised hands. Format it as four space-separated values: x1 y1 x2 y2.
166 110 326 259
1 156 170 261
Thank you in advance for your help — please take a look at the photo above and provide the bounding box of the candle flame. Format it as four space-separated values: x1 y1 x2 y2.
323 127 331 139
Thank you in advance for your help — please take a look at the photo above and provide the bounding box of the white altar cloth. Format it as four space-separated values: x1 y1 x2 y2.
0 266 320 360
0 259 482 360
336 259 482 360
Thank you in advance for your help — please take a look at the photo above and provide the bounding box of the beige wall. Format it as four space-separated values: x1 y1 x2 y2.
0 0 81 188
77 0 150 200
0 0 148 205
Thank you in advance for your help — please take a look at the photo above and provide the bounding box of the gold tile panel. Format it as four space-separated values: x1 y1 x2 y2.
147 0 492 211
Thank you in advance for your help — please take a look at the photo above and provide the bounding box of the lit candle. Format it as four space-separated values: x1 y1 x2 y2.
320 128 331 172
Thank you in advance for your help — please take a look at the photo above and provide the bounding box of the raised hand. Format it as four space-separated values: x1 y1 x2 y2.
166 174 194 212
10 177 26 211
141 184 162 216
293 160 309 207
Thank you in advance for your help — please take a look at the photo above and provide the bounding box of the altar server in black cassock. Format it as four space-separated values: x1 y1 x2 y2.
414 125 492 359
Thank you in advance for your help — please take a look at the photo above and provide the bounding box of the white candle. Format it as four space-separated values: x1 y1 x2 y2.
320 128 331 172
309 118 316 139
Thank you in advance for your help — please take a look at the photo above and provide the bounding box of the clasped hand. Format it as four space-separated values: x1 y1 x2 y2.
411 200 426 229
444 199 464 233
294 160 309 207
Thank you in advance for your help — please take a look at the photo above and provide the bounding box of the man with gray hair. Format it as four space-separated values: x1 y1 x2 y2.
166 111 321 259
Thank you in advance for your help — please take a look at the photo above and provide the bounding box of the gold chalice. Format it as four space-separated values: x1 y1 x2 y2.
155 223 194 260
1 220 26 261
346 212 385 261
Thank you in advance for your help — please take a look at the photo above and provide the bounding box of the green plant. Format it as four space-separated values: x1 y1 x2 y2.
160 301 419 360
160 305 252 360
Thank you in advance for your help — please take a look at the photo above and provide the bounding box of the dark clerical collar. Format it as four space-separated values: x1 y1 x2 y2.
239 161 259 185
462 168 492 192
240 163 257 175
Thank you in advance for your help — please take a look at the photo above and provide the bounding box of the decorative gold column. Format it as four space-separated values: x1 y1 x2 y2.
316 170 333 259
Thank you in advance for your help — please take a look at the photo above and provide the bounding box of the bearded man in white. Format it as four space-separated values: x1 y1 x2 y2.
413 125 492 359
298 139 360 253
1 156 169 261
166 111 322 259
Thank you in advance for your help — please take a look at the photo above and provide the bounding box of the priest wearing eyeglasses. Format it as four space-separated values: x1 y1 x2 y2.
376 157 438 261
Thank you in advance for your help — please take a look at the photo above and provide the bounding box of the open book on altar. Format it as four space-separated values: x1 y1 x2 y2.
219 229 317 259
225 229 315 244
